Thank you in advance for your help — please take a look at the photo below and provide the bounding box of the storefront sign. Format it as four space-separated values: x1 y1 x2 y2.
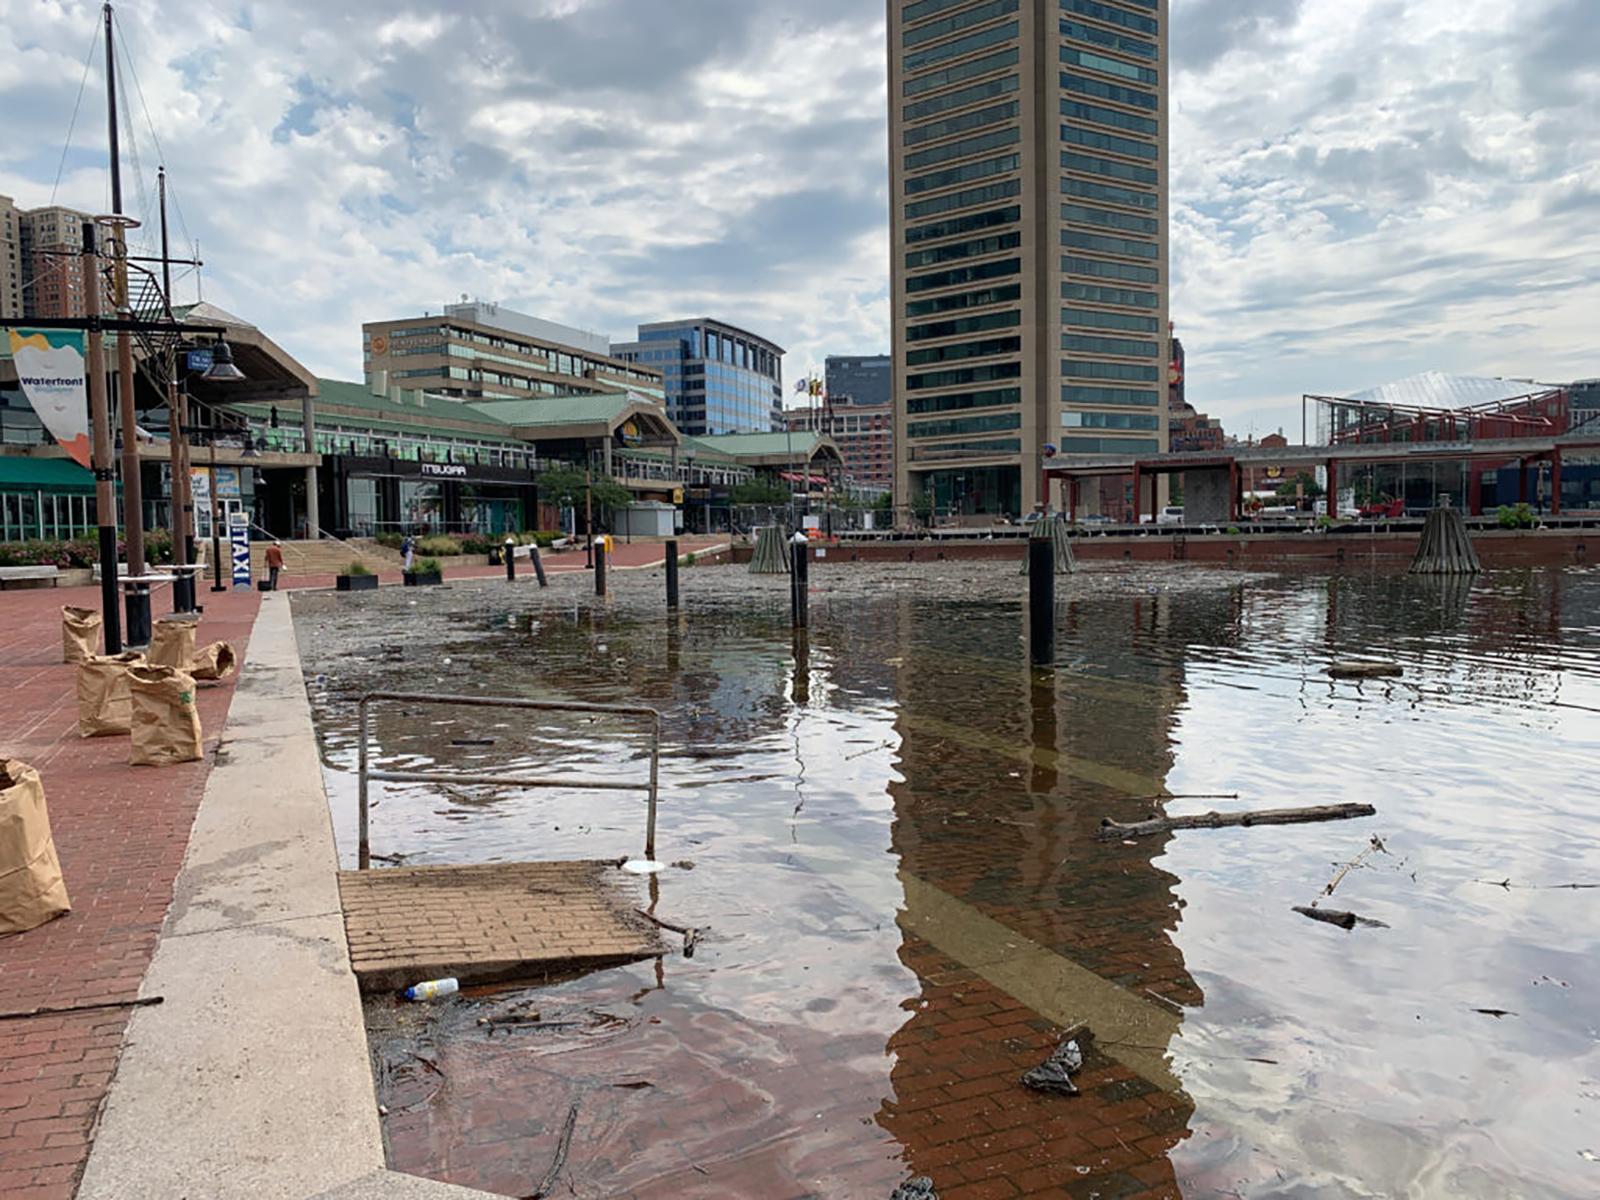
8 329 91 467
420 462 468 478
192 466 242 500
229 512 252 589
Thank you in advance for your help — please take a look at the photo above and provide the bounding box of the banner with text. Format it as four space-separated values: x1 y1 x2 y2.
8 329 91 467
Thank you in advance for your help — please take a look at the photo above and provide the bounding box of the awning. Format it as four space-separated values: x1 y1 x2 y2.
0 456 96 494
779 471 830 486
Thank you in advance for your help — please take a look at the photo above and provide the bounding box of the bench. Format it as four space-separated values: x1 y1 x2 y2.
0 565 62 589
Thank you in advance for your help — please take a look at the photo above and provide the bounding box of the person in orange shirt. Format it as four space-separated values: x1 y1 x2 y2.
265 541 285 591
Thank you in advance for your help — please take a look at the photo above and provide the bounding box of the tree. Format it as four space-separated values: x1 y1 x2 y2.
873 491 893 516
1275 471 1324 502
910 490 934 526
536 465 633 523
731 478 790 506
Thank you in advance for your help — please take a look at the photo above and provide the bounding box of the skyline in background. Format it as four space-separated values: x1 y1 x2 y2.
1 0 1595 439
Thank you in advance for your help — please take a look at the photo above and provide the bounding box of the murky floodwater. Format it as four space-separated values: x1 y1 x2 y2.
295 562 1600 1199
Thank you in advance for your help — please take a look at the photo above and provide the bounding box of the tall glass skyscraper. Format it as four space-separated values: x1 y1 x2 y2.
889 0 1169 519
613 319 785 435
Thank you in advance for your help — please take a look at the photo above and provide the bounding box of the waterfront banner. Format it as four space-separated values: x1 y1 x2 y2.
8 329 91 468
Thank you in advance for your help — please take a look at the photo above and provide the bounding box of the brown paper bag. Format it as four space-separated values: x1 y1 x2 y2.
129 665 203 767
77 652 146 738
190 641 237 682
148 615 200 670
63 606 102 664
0 759 71 935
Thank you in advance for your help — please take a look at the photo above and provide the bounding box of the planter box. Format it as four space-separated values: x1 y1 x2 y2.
402 571 443 587
336 574 379 592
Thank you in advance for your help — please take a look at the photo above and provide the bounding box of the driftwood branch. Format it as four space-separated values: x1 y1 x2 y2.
1322 835 1388 898
637 908 702 957
0 996 163 1023
1329 661 1403 680
1294 905 1389 930
1098 803 1376 841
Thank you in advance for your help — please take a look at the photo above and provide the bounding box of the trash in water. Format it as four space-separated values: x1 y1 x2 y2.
890 1178 938 1200
622 859 666 875
1021 1034 1085 1095
402 977 459 1001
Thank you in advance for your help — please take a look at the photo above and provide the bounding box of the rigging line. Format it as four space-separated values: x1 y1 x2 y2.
51 21 103 205
113 14 193 252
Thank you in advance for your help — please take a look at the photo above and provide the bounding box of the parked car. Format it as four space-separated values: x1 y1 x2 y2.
1156 505 1185 526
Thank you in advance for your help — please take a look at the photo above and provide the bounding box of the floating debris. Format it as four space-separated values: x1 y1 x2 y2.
1293 906 1389 930
890 1178 939 1200
1329 661 1404 679
1021 1035 1085 1096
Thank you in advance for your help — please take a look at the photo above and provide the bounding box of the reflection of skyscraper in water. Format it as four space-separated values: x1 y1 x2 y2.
879 591 1207 1194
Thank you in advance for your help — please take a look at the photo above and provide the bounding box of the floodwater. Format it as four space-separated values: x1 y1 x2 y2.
294 562 1600 1199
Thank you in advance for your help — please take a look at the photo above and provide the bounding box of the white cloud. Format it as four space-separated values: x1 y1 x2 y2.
0 0 1593 433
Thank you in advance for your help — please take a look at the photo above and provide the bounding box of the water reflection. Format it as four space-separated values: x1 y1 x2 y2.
292 565 1600 1198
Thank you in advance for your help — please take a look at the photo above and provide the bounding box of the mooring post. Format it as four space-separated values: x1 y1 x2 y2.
1028 525 1055 665
595 537 608 596
528 542 548 587
790 532 809 630
504 537 516 582
665 538 680 610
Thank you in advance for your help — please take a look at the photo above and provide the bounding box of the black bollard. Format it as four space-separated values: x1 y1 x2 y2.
790 535 809 630
172 572 195 615
595 538 607 596
504 539 517 582
1028 530 1055 665
528 542 548 588
665 539 680 610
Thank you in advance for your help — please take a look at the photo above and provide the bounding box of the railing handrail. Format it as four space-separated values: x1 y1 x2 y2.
355 691 662 870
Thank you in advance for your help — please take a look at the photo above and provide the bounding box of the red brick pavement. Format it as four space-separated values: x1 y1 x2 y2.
0 584 261 1200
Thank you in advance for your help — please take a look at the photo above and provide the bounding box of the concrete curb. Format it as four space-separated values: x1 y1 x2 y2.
75 593 499 1199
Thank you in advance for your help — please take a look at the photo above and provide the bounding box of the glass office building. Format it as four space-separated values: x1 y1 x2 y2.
614 319 785 436
889 0 1170 518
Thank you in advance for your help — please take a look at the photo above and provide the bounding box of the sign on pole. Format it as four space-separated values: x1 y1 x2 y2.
8 330 91 467
229 512 252 589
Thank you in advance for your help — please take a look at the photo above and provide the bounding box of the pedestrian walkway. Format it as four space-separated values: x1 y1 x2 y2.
266 536 730 592
0 585 259 1200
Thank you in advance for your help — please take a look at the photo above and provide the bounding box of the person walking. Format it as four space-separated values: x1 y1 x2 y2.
265 540 285 591
401 532 416 572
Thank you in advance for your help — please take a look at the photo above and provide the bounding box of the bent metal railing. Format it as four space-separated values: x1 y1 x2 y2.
356 692 661 871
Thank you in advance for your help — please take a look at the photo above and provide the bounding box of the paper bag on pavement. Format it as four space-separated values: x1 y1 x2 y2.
128 665 203 767
77 652 146 738
148 615 199 670
62 606 101 664
0 759 71 935
189 641 237 682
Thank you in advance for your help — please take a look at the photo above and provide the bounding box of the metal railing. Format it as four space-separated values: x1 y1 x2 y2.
355 692 662 870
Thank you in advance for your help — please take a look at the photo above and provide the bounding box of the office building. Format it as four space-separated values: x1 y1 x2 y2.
363 302 663 407
787 401 895 490
826 355 892 407
889 0 1170 519
613 319 784 436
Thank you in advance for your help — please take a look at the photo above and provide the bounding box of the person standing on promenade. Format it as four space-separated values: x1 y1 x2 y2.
401 533 416 572
265 541 285 591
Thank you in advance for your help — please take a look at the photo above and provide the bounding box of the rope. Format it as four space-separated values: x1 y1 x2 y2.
50 22 102 205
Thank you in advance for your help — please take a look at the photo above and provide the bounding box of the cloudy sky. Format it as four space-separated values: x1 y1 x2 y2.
2 0 1596 436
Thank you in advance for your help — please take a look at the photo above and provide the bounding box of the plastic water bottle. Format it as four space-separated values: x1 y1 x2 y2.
402 977 459 1002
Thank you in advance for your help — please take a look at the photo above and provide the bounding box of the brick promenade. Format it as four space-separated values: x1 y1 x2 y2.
0 584 260 1200
269 536 731 593
339 861 662 991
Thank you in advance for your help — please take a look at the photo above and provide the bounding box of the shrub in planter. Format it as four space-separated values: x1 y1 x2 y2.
336 562 378 592
416 535 463 557
374 532 404 550
403 557 444 587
